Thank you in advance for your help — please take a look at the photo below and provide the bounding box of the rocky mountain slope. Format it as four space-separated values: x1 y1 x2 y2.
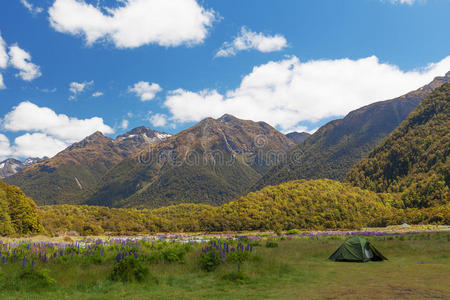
5 127 170 205
86 114 294 208
0 157 45 178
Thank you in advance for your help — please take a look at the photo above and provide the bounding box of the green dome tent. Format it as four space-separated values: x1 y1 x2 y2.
329 236 387 262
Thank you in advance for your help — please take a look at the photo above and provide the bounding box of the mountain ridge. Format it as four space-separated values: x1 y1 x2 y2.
86 114 294 208
253 72 450 189
5 126 170 205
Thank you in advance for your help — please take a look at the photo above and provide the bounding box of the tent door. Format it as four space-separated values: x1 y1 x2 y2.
365 247 373 259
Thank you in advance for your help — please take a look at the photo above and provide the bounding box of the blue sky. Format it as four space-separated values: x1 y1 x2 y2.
0 0 449 159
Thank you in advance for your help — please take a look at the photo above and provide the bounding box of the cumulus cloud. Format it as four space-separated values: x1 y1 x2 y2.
13 133 68 158
2 101 114 143
0 134 12 160
148 113 167 127
120 119 129 130
128 81 162 101
69 80 93 99
8 45 42 81
164 55 450 131
20 0 44 14
0 75 5 90
0 102 114 158
216 27 287 57
0 32 41 88
0 34 8 69
92 91 103 97
48 0 216 49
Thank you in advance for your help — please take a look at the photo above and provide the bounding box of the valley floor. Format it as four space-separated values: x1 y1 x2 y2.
0 229 448 299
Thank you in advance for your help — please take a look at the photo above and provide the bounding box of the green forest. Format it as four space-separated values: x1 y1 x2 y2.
37 179 448 236
347 83 450 208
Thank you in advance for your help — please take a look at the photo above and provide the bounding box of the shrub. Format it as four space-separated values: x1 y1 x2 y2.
110 256 149 283
222 271 249 284
265 240 279 248
1 268 55 291
199 249 221 272
286 229 300 235
227 249 253 264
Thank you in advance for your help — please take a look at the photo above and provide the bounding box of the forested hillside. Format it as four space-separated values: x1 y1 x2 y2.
347 83 450 208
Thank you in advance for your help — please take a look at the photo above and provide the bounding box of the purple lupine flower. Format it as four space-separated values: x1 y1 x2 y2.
22 257 27 268
238 264 240 272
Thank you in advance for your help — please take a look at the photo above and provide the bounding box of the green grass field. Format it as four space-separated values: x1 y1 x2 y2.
0 233 449 300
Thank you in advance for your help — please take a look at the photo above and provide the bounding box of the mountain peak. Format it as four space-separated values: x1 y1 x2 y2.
117 126 171 142
218 114 239 123
121 126 154 137
67 131 110 151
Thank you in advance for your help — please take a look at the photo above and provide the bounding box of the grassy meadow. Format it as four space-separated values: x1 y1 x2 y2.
0 231 448 300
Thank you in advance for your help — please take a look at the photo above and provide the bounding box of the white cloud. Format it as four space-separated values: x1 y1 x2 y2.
0 74 5 90
128 81 162 101
20 0 44 14
69 80 93 94
387 0 415 4
0 134 12 160
2 101 114 143
148 113 167 127
69 80 93 99
92 91 103 97
0 34 8 69
13 133 68 158
120 119 129 130
216 27 287 57
282 126 308 135
48 0 216 49
8 45 42 81
164 55 450 131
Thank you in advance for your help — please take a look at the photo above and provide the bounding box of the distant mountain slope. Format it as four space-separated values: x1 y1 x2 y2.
286 132 310 144
254 72 450 189
0 157 45 178
347 82 450 208
86 114 294 208
5 127 170 205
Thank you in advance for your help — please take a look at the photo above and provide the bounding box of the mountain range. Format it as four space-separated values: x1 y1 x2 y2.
0 157 45 178
4 127 171 205
86 114 294 208
3 73 449 213
253 72 450 190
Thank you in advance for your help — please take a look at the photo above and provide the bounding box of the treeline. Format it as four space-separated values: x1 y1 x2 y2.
38 179 449 236
0 181 43 235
